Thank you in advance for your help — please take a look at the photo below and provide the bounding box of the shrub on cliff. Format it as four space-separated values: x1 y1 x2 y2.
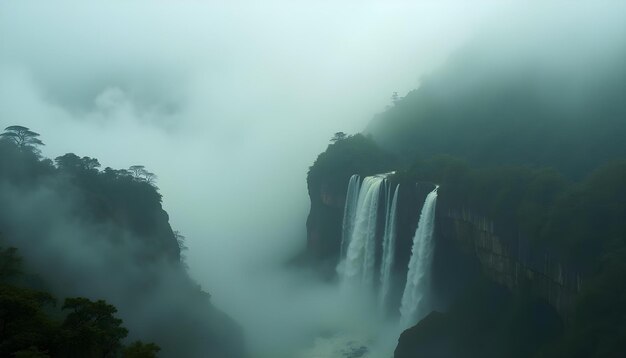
307 133 395 203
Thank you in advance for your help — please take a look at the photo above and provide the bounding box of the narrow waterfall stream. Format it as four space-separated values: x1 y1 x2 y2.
379 183 399 309
399 186 439 328
341 174 362 259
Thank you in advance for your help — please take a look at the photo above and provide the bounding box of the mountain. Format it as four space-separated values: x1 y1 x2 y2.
0 132 246 358
305 41 626 357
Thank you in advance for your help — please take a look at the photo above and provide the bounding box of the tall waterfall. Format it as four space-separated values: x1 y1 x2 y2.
340 175 385 290
399 186 439 328
379 183 399 309
341 174 361 259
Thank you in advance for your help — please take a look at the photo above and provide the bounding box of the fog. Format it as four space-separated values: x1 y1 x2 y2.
1 1 624 357
0 179 243 356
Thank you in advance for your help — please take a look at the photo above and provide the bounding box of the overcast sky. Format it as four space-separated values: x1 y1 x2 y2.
0 1 501 284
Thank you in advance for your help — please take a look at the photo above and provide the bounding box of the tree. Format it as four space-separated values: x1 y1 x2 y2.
13 346 51 357
391 91 400 104
128 165 146 179
81 157 101 171
174 230 188 268
143 171 157 185
128 165 157 185
59 298 128 357
174 231 187 252
55 154 100 173
0 284 56 356
102 167 130 180
0 246 22 281
330 132 347 143
0 126 44 150
123 341 160 358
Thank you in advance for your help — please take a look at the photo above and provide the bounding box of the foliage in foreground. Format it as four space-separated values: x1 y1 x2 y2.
0 243 159 357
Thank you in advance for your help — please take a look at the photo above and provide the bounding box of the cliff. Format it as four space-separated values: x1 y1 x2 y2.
437 206 580 317
0 139 247 358
305 134 395 277
305 161 579 318
394 280 563 358
306 182 345 276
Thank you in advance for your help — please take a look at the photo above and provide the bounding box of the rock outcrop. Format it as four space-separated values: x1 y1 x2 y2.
437 206 580 317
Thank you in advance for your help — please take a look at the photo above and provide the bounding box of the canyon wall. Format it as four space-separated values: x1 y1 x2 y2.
436 205 580 317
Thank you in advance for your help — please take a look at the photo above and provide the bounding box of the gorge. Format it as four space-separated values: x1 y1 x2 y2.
1 2 626 358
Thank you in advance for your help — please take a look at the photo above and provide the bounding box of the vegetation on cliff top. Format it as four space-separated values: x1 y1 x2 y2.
0 126 245 357
307 133 395 203
368 47 626 180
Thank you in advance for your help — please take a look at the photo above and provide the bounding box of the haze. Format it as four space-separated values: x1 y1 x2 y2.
1 1 624 357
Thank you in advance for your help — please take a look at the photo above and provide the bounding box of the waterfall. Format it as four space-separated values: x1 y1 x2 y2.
341 174 361 259
399 186 439 328
379 183 399 309
340 175 386 290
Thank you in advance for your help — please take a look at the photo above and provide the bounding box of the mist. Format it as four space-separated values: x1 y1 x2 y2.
0 1 487 355
0 179 243 356
1 1 625 357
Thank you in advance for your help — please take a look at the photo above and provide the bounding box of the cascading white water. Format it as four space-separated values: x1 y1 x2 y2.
379 183 399 309
341 174 361 259
340 175 385 289
399 185 439 328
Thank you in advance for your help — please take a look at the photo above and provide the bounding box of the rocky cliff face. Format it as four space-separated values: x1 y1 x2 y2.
304 134 396 277
436 205 581 317
305 173 580 318
306 183 345 277
394 202 572 358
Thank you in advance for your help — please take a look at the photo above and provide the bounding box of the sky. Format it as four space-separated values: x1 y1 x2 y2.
0 0 495 280
4 1 623 356
0 3 497 355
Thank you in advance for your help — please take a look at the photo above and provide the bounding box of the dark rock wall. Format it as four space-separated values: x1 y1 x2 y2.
305 183 345 277
435 203 581 317
305 174 580 320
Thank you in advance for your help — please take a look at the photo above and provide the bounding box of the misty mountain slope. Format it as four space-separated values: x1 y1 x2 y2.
373 53 626 353
0 136 246 358
303 34 626 358
368 44 626 179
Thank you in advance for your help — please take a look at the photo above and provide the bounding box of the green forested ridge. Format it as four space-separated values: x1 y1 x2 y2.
368 47 626 179
306 48 626 357
369 48 626 358
0 131 180 263
0 127 245 357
